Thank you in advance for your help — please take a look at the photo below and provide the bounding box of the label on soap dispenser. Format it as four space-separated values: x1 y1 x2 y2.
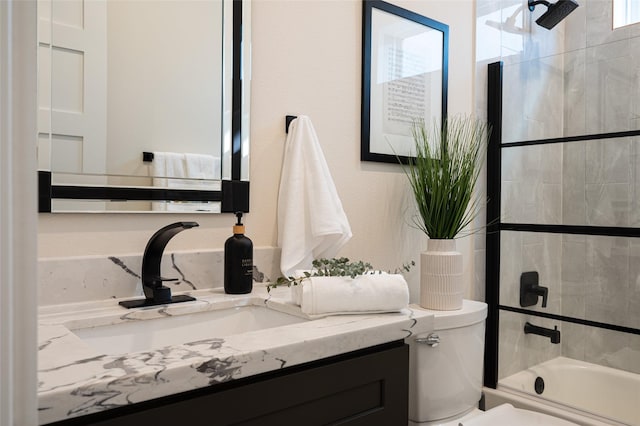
242 258 253 273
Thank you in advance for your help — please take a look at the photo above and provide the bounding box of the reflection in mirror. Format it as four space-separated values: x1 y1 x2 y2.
37 0 250 213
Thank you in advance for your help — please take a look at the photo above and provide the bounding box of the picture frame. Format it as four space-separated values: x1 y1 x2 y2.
361 0 449 164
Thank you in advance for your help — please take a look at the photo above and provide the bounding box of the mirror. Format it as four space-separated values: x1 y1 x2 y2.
37 0 250 213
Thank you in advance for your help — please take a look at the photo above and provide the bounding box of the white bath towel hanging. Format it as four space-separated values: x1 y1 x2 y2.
278 115 352 277
151 152 184 185
150 151 220 212
184 153 221 181
152 152 220 185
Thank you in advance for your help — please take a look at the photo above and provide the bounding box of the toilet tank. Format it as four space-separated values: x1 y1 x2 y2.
408 300 488 424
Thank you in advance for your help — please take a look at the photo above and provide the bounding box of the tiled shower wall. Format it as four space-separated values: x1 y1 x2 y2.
475 0 640 378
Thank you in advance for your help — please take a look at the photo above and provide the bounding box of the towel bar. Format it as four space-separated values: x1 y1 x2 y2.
143 152 154 162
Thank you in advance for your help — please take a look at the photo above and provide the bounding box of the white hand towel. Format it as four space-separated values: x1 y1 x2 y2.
299 274 409 316
152 152 220 185
184 153 220 180
152 151 186 187
150 151 220 212
278 116 352 277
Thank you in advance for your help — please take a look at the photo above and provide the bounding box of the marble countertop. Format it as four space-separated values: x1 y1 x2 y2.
38 284 434 425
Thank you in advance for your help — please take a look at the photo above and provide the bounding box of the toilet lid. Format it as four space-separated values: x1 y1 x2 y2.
459 404 579 426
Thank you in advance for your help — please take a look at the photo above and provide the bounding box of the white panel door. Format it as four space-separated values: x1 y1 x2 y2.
38 0 107 176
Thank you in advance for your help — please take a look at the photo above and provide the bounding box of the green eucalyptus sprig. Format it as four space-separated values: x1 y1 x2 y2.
266 257 415 293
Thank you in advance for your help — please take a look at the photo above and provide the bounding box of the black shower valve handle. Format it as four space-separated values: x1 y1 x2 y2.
520 271 549 308
534 285 548 308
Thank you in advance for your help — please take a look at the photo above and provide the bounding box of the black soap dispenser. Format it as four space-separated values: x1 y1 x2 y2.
224 212 253 294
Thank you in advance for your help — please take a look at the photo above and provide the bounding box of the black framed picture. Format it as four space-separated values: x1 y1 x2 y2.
361 0 449 164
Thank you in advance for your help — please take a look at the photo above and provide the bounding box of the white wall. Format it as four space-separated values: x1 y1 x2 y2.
2 1 39 423
106 0 223 178
38 0 478 303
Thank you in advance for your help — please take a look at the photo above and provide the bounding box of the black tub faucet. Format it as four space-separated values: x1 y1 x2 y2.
520 271 549 308
524 322 560 344
119 221 199 309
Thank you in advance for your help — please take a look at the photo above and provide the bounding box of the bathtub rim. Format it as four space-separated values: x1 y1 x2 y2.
483 386 629 426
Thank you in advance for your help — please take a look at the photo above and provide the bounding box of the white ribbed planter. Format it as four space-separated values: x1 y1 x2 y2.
420 239 463 310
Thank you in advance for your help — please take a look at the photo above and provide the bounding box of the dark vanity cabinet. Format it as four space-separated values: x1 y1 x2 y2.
49 340 408 426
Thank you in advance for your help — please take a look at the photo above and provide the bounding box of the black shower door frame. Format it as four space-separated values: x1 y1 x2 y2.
484 61 640 388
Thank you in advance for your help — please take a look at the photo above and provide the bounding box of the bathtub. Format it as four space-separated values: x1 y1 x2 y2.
483 357 640 426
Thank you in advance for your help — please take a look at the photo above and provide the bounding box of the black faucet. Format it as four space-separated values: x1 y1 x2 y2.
520 271 549 308
119 221 199 309
524 322 560 344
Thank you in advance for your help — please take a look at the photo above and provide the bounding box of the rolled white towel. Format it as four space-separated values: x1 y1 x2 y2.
299 274 409 316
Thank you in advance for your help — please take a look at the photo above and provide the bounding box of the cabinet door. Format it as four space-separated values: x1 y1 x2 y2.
53 341 409 426
213 342 409 426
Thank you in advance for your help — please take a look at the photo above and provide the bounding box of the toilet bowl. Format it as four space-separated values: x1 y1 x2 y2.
408 301 579 426
410 405 579 426
459 403 580 426
410 407 483 426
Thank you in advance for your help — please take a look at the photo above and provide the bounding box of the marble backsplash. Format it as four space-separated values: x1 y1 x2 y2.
38 247 282 306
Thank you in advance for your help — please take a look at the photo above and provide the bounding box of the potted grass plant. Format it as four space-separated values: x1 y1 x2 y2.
403 116 489 310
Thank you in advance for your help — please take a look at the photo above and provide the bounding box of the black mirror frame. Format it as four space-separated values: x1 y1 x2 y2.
38 0 249 214
360 0 448 165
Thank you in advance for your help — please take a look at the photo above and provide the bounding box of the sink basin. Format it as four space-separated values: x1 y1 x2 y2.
71 305 307 355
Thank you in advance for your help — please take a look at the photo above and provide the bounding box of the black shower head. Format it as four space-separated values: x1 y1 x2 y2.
528 0 579 30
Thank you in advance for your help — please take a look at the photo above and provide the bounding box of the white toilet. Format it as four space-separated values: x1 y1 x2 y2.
408 300 578 426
